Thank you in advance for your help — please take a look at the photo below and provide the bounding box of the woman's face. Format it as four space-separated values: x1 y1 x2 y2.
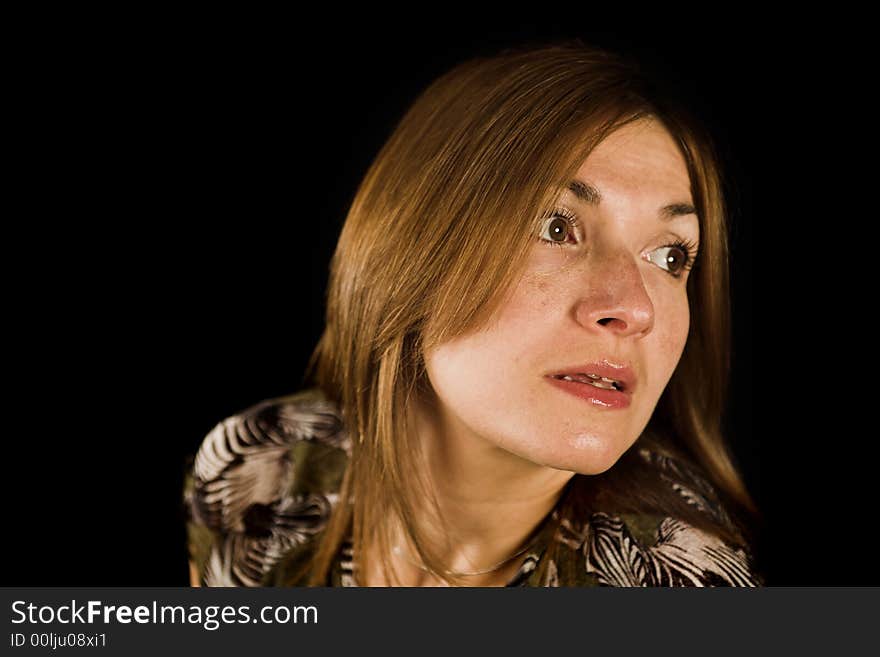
423 118 700 475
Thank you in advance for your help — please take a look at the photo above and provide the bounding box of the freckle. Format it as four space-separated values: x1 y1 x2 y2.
533 277 550 293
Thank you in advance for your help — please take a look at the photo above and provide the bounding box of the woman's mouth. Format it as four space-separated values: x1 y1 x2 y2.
544 373 632 409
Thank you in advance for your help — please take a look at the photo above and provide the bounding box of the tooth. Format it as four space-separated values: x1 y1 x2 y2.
554 373 622 391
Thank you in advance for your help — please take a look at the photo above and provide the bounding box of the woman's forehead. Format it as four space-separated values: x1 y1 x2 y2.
558 121 696 222
574 120 690 192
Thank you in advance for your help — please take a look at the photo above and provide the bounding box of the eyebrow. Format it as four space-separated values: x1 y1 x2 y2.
567 179 697 221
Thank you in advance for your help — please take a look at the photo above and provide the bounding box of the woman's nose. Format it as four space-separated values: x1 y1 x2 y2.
572 250 654 339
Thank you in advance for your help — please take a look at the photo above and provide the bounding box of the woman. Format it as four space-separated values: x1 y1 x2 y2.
183 39 763 587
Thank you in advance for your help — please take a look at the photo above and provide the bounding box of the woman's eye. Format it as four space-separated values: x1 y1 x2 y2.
538 213 577 246
647 244 692 278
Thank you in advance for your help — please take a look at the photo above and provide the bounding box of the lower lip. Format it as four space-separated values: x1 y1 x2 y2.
544 376 632 409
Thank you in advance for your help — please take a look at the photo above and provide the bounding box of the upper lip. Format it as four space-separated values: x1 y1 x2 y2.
545 360 637 393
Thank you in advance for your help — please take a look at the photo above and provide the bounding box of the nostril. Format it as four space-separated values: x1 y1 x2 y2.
597 318 614 326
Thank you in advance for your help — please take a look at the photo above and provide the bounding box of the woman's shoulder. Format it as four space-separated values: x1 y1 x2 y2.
545 446 764 587
182 387 350 586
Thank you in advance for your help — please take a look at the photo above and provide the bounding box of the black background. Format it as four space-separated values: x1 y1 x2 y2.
5 15 858 586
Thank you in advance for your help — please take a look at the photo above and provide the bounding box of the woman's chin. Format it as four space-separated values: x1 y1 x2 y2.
502 434 628 476
545 434 630 475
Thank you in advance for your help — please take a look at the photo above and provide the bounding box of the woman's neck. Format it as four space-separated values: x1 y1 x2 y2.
385 393 574 585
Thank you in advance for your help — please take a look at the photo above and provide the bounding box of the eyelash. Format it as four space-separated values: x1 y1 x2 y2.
539 208 700 279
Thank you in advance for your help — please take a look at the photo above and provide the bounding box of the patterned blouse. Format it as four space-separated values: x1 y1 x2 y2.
183 388 763 587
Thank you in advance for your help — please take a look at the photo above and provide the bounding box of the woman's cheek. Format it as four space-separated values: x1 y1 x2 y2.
656 297 690 376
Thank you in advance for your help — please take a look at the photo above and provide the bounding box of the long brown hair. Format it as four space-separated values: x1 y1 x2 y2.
297 38 759 586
